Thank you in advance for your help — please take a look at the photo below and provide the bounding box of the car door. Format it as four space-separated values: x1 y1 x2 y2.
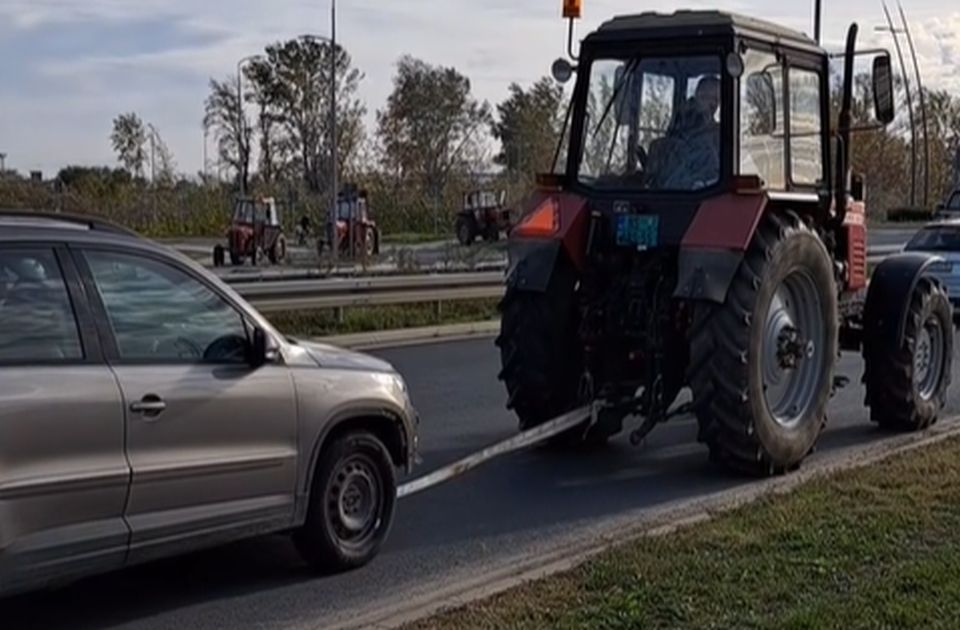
0 245 128 593
74 247 298 564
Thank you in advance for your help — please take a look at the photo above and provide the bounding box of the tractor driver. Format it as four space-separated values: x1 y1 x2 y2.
649 75 721 190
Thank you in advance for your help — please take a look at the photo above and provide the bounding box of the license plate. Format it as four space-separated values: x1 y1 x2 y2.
616 214 659 249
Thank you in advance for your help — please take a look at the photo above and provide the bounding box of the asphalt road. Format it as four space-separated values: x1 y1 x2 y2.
4 335 959 629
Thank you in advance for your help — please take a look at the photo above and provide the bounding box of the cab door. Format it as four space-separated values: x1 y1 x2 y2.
74 247 298 564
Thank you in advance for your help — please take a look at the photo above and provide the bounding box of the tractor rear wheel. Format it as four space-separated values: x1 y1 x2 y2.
497 258 585 435
457 216 477 246
689 211 838 476
864 278 952 431
268 235 287 265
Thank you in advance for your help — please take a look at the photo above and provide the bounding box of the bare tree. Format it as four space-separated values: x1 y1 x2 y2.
110 112 147 177
204 76 252 192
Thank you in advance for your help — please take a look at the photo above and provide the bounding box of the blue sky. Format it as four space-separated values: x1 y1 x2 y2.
0 0 957 176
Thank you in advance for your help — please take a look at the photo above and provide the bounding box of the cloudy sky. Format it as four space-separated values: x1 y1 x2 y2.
0 0 957 176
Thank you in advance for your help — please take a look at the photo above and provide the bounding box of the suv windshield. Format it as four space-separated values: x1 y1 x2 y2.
906 226 960 252
577 54 723 192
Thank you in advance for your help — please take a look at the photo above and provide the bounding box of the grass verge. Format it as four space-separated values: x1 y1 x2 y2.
410 436 960 630
266 298 499 338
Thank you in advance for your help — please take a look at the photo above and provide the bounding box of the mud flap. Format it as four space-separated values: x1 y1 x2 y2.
865 253 947 351
673 248 744 304
506 239 563 293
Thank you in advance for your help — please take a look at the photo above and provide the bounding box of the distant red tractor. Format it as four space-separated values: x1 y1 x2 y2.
213 196 287 267
320 185 381 258
497 5 953 476
456 190 513 246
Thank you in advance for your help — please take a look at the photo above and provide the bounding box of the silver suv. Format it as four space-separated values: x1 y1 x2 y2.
0 211 418 596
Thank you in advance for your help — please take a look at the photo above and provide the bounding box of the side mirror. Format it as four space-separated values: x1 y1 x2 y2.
248 327 268 368
873 55 896 125
936 202 946 212
551 58 575 84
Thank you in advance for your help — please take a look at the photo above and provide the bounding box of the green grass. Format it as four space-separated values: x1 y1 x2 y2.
410 436 960 630
382 232 447 246
266 298 499 337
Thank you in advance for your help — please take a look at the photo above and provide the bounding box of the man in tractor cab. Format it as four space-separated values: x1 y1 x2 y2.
645 75 721 191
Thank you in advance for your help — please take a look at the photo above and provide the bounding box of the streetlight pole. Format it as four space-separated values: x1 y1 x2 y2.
236 54 262 196
330 0 339 262
0 153 6 174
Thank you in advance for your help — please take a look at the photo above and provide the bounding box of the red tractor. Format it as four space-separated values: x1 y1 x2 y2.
319 185 381 259
213 196 287 267
456 190 513 245
497 6 954 476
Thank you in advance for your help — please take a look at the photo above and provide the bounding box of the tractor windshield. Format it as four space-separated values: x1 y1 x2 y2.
577 54 723 192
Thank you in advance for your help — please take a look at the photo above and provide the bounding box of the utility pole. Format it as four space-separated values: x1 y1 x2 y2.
880 2 917 207
0 153 6 174
236 55 262 196
330 0 340 262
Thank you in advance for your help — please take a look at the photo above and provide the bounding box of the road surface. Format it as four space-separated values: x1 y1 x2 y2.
3 336 958 629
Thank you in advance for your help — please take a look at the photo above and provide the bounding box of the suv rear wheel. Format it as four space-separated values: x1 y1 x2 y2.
294 431 397 572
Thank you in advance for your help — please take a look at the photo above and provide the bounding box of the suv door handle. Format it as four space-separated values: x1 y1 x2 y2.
130 395 167 417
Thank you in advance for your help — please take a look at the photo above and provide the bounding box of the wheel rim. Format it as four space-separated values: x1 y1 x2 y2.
326 453 382 549
761 269 826 429
914 314 945 401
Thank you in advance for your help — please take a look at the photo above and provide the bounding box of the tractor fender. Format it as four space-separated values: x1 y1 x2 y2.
505 190 589 293
674 248 745 304
864 252 947 350
674 192 768 304
506 238 563 293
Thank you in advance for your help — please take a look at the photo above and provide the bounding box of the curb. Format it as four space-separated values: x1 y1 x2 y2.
331 417 960 630
318 320 500 351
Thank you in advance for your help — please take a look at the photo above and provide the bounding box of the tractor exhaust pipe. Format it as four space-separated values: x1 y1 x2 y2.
835 23 858 230
814 0 822 44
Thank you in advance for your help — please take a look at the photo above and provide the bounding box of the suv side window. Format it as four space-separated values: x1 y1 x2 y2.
0 248 83 362
84 251 249 364
740 49 786 189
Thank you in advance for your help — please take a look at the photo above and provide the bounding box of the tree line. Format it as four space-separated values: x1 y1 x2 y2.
2 38 958 238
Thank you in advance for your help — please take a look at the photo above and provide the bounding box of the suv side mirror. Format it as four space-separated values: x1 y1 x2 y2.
873 55 896 125
248 327 268 368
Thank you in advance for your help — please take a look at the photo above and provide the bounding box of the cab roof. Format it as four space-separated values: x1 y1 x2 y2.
587 10 822 54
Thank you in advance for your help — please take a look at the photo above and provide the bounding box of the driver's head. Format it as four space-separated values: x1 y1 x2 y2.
694 76 721 117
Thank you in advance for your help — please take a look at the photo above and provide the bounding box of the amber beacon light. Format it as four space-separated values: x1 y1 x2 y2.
563 0 582 20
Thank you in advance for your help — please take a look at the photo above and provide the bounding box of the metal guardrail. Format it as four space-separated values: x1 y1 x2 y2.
234 243 901 313
235 272 506 313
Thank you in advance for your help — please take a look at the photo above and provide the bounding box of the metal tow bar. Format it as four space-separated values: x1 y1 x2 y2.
396 404 594 499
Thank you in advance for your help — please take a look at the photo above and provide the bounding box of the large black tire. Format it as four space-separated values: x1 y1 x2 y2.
294 431 396 572
213 245 225 267
688 211 838 476
864 278 952 431
457 216 477 246
496 258 584 433
484 223 500 243
268 235 287 265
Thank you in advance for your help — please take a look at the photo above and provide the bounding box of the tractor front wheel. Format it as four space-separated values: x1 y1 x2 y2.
457 216 477 246
269 235 287 265
689 211 838 476
864 278 952 431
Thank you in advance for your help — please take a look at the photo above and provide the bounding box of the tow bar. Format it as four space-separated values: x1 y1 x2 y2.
397 404 594 499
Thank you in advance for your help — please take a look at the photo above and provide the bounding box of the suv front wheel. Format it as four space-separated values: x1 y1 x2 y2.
294 431 397 572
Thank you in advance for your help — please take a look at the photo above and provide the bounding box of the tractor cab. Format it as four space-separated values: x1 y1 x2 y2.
539 11 894 256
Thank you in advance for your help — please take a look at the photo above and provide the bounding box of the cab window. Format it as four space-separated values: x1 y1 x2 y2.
740 49 785 189
789 67 824 185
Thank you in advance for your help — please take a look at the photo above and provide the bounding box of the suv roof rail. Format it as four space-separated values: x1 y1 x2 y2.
0 209 141 238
